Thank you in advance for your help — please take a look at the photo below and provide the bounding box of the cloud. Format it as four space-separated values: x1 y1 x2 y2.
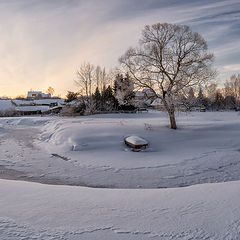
0 0 239 96
223 64 240 71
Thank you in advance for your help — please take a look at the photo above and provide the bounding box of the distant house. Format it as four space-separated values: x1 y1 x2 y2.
12 98 64 115
27 91 51 99
135 91 145 100
15 106 49 115
0 97 9 100
142 89 155 99
151 98 165 110
15 105 63 115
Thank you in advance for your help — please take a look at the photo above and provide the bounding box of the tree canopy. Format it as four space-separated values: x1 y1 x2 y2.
120 23 216 129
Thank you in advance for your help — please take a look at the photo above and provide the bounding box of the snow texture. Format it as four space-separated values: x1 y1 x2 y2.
0 179 240 239
0 111 240 188
0 111 240 239
125 135 148 146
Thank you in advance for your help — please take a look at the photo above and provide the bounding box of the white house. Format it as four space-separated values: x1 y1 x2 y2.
27 91 51 99
151 98 165 110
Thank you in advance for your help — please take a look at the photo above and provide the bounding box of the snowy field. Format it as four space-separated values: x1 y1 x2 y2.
0 111 240 188
0 111 240 239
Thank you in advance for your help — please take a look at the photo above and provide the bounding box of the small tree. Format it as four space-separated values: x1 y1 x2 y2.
75 62 95 97
102 85 118 111
214 90 225 110
65 91 78 103
75 62 96 114
197 88 204 106
93 87 102 111
120 23 216 129
46 86 54 96
224 74 240 109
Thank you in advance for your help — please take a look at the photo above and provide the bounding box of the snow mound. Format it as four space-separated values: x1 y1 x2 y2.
125 136 148 149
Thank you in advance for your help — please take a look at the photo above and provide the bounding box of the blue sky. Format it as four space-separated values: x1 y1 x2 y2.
0 0 239 96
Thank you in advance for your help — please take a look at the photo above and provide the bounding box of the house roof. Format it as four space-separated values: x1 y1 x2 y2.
16 106 50 112
0 100 15 111
135 91 145 97
151 98 164 106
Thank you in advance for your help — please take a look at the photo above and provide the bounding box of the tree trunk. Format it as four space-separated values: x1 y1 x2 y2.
163 100 177 129
169 112 177 129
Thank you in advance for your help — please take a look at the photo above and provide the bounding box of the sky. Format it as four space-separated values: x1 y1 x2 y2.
0 0 240 97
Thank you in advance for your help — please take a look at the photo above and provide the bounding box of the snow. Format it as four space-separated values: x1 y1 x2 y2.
0 100 15 111
12 99 64 106
0 111 240 239
16 105 50 112
125 135 148 146
1 111 240 188
135 91 145 97
34 99 65 105
151 98 163 106
0 179 240 239
0 99 64 113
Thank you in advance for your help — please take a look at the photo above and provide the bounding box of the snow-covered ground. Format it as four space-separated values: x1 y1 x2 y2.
0 179 239 239
0 111 240 188
0 111 240 239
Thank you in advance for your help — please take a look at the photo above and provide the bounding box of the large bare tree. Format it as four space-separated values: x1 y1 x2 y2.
119 23 216 129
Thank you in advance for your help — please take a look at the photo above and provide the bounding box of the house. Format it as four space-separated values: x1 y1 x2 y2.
151 98 165 110
12 98 64 115
135 91 145 100
15 106 49 115
142 89 155 99
27 91 51 99
134 89 157 108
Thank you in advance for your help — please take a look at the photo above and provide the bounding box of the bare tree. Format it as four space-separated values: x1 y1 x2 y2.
119 23 216 129
75 62 95 113
46 86 54 96
224 74 240 108
75 62 95 97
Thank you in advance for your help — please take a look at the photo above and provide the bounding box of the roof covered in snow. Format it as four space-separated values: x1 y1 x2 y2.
0 100 15 112
151 98 164 106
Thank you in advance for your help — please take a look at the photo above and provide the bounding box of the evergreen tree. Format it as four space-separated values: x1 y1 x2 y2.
215 91 225 110
197 88 204 107
187 87 196 110
102 85 118 111
114 73 135 107
93 87 101 111
65 91 78 103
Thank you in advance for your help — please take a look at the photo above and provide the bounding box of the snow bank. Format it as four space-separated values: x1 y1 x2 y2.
125 135 148 149
125 136 148 145
0 116 50 127
0 179 239 239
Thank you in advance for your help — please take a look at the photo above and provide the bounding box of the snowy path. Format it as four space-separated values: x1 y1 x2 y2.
0 179 240 239
0 112 240 188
